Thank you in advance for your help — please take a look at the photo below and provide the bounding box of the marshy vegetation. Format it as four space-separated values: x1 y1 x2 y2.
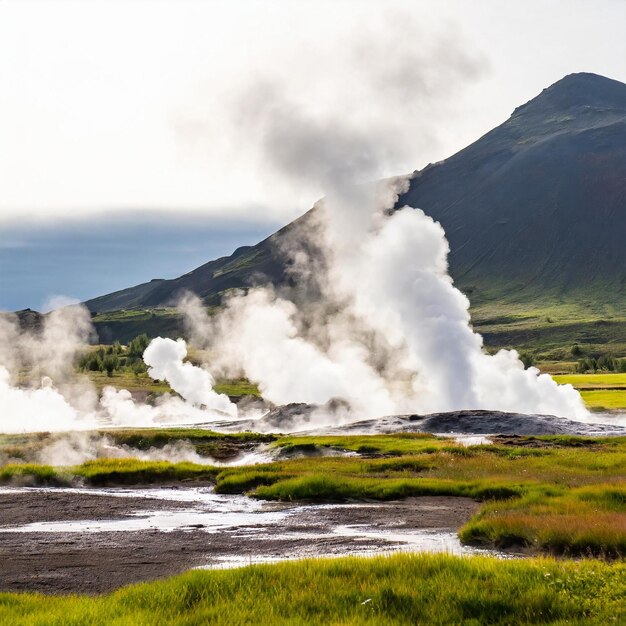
1 431 624 557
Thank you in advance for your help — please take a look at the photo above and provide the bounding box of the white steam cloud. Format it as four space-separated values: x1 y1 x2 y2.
171 35 588 425
0 308 237 433
143 338 236 416
0 201 594 436
182 179 588 422
35 432 214 467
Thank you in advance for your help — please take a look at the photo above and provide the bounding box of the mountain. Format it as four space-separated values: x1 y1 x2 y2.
85 73 626 316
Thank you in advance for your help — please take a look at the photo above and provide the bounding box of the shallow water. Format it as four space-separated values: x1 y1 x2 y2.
200 529 507 570
0 486 511 563
441 434 492 446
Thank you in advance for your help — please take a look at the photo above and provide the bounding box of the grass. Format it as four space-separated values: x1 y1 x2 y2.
0 553 623 625
253 474 521 502
74 458 218 486
0 429 276 465
104 427 273 461
549 372 626 410
460 484 626 557
103 427 274 449
0 459 218 487
0 463 63 486
552 373 626 388
274 433 438 457
470 299 626 359
579 390 626 410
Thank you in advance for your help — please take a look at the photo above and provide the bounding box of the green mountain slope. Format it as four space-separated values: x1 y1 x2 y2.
398 72 626 311
86 73 626 321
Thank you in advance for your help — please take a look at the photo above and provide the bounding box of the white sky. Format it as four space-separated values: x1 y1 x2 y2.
1 0 625 225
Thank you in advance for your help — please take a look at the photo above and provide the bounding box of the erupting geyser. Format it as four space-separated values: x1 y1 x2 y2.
182 177 588 422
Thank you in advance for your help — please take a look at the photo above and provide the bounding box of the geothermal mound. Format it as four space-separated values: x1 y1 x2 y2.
212 405 626 436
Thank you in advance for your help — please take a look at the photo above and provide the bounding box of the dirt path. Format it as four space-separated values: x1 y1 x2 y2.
0 488 481 595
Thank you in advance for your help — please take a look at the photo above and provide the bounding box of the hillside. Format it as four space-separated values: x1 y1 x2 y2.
80 73 626 359
398 71 626 310
85 73 626 321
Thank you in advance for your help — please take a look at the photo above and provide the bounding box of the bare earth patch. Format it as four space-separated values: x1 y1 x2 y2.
0 489 479 595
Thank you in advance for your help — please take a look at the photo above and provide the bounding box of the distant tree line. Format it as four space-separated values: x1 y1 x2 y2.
77 334 150 377
576 355 626 373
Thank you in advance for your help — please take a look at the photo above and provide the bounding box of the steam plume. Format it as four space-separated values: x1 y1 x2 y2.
174 29 587 423
0 17 591 434
183 179 588 421
143 337 236 416
0 308 236 433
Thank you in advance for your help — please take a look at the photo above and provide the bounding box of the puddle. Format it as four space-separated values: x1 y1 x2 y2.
437 434 492 446
2 508 290 534
0 486 511 565
0 486 287 533
0 485 240 505
332 525 504 556
199 527 513 570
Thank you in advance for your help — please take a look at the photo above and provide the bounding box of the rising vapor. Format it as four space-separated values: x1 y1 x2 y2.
0 308 237 433
183 178 588 422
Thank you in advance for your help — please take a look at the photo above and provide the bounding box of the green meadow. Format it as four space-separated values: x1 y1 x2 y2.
0 553 623 625
553 373 626 410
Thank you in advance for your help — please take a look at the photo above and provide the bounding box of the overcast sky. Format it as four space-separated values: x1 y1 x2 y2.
1 0 625 309
2 0 625 223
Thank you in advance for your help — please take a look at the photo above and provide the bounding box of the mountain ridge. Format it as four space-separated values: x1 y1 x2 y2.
85 72 626 315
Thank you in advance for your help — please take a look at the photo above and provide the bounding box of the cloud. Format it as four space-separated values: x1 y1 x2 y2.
42 295 81 313
180 12 488 199
2 1 626 222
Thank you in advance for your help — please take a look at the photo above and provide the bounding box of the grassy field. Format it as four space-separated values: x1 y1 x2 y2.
552 373 626 388
83 370 259 398
470 299 626 362
553 373 626 410
0 553 623 625
91 302 626 362
1 432 624 557
579 390 626 410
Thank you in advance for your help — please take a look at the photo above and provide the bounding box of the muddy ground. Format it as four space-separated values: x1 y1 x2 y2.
0 489 479 595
